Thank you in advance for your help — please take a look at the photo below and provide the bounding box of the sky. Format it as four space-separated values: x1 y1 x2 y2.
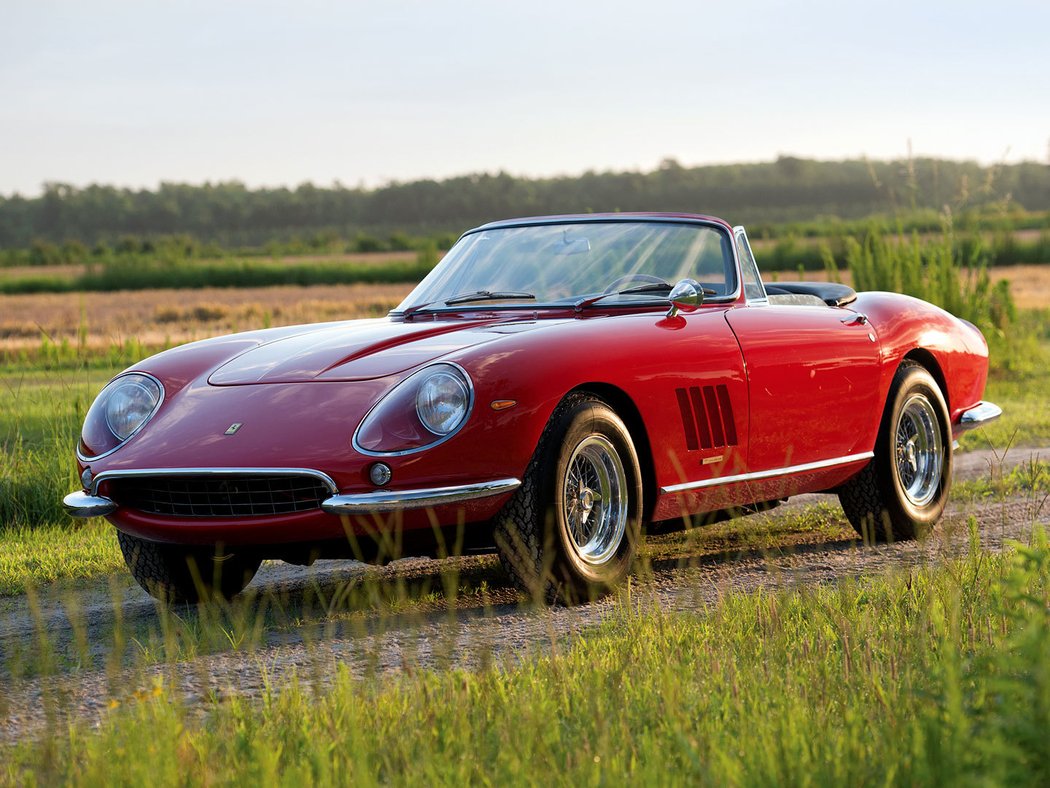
2 0 1048 196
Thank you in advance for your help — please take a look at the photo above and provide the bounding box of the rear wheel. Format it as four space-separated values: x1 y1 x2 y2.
839 362 952 542
494 393 643 603
117 531 261 603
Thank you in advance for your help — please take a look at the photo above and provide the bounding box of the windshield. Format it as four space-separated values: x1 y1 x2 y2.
395 220 736 312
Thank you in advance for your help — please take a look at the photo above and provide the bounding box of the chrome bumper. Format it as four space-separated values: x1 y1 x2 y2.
63 477 521 519
321 478 521 515
63 491 117 518
956 401 1003 434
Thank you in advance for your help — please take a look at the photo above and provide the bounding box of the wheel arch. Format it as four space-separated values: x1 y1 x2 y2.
567 382 657 521
902 348 950 411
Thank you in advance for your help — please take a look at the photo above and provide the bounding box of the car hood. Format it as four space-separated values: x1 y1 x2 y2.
208 317 552 385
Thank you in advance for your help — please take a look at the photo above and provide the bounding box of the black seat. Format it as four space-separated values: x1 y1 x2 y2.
765 281 857 307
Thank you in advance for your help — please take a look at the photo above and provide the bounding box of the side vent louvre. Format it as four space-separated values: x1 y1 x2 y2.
675 384 739 450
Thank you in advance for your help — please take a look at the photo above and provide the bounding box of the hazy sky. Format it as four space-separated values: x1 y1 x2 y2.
2 0 1048 196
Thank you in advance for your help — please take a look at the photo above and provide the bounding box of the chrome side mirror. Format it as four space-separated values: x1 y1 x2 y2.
666 278 703 318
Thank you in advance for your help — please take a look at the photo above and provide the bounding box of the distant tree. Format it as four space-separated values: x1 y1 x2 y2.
2 158 1049 250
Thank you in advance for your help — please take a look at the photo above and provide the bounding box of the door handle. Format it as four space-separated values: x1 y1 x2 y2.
840 313 868 326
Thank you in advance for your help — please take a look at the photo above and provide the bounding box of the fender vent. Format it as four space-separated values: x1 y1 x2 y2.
675 384 739 450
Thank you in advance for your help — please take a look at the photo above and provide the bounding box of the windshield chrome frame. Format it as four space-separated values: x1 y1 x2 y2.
732 225 769 305
391 216 742 316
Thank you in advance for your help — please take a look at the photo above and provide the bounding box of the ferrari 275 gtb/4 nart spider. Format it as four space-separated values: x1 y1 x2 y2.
64 214 1001 602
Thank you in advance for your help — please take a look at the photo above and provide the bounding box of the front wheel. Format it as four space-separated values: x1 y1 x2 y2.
839 362 952 542
117 531 261 603
494 394 643 603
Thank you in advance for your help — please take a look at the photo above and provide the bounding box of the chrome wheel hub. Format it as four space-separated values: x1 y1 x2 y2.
895 394 943 507
577 487 596 520
563 435 628 566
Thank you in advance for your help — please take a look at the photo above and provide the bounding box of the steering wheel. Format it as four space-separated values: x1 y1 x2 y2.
601 273 670 294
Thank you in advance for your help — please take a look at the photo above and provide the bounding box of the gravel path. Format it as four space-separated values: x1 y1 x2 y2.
1 445 1046 743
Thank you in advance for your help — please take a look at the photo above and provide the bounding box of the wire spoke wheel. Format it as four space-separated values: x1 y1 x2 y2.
838 362 952 543
561 435 627 565
494 393 642 603
894 394 943 507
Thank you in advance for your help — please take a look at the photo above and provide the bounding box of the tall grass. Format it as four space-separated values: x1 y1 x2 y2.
833 220 1049 379
755 226 1050 273
0 372 107 528
843 225 1014 332
4 529 1047 784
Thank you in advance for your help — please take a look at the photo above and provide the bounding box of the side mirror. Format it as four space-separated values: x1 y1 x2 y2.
666 278 704 318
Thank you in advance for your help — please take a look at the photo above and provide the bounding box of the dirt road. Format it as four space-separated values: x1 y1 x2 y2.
1 446 1046 743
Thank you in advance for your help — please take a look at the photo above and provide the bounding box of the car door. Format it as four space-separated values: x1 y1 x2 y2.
724 302 881 474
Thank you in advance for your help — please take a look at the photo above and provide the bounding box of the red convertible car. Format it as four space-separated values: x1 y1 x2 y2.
65 214 1000 603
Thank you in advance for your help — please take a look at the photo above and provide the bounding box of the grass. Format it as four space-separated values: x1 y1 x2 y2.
0 370 108 528
0 218 1044 784
0 504 863 684
952 459 1050 508
4 529 1048 785
0 522 122 595
962 373 1050 451
752 224 1050 272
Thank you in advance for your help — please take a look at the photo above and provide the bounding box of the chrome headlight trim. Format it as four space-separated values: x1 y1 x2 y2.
415 368 471 436
105 374 162 440
77 372 165 462
352 362 475 457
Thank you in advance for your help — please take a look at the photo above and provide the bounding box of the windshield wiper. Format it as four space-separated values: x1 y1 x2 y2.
444 290 536 305
574 282 672 310
401 300 438 318
400 290 536 320
574 282 718 311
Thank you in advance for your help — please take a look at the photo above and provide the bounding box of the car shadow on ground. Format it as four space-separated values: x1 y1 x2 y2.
2 526 879 682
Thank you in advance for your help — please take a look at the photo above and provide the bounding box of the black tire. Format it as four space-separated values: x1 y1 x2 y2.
494 393 644 604
117 531 261 603
839 362 952 542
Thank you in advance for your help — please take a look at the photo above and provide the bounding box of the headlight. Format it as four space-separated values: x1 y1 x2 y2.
354 363 474 456
416 369 470 435
79 373 164 460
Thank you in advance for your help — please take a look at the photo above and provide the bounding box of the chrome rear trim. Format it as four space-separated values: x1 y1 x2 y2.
956 401 1003 433
322 478 521 514
661 452 874 495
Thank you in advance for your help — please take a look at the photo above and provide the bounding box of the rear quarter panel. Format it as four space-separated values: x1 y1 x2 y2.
853 292 990 423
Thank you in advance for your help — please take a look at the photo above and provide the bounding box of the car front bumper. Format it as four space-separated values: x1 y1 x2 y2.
63 474 520 519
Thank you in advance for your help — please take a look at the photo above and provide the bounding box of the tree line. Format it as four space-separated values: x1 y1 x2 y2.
2 156 1048 249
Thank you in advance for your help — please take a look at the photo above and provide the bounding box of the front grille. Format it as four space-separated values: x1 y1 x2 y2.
109 475 330 517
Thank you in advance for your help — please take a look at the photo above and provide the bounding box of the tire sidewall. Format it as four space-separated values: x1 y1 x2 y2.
545 400 643 590
878 366 952 530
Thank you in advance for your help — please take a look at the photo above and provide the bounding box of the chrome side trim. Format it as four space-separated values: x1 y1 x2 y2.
63 491 117 518
660 452 874 495
85 467 339 496
321 477 520 514
957 401 1003 433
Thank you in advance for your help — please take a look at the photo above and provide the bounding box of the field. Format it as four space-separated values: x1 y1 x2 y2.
770 263 1050 310
0 282 412 352
0 256 1043 355
1 225 1049 784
